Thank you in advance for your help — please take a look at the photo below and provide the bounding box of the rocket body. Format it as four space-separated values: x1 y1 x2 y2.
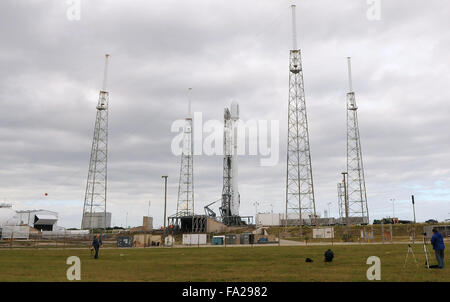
230 101 240 216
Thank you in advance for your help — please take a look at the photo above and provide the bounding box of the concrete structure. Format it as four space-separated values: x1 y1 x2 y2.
133 234 161 247
182 234 207 245
16 210 58 231
256 213 283 226
257 213 337 226
312 227 334 239
143 216 153 231
82 212 111 229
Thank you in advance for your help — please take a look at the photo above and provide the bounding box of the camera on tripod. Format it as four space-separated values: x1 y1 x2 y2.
422 232 427 236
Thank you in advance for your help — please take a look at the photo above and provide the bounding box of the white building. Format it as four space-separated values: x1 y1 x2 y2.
0 204 19 228
1 205 59 239
16 209 58 231
256 212 325 226
256 213 284 226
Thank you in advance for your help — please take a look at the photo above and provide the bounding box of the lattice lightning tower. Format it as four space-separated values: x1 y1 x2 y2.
346 57 369 224
176 88 194 217
81 54 110 230
285 5 317 227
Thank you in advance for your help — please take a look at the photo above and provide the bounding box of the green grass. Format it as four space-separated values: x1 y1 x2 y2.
0 244 447 282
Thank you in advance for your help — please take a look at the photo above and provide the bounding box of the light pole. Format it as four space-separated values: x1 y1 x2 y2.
390 198 396 219
411 195 416 243
327 202 332 224
162 176 168 230
148 200 151 217
341 172 349 226
270 204 274 226
162 176 168 246
253 201 260 225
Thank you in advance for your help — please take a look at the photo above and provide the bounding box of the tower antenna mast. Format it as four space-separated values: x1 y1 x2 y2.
81 54 111 231
346 57 369 225
285 5 317 233
175 88 195 224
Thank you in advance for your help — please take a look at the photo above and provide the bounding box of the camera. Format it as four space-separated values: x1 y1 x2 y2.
422 232 427 236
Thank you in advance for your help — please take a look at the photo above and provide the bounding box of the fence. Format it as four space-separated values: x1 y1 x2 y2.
275 223 443 244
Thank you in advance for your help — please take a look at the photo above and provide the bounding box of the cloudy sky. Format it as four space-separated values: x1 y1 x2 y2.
1 0 449 228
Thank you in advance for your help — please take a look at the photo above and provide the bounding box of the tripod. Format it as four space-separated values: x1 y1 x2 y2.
423 234 431 269
404 243 418 269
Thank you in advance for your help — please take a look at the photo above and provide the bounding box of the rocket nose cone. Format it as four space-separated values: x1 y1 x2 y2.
230 100 239 119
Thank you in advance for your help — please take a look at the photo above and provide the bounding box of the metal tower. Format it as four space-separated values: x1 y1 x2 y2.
176 88 194 217
346 57 369 224
337 181 346 224
285 5 317 227
81 54 110 230
220 101 241 226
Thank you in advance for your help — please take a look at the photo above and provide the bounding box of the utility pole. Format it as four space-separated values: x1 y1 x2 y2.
390 198 396 219
162 175 168 245
327 202 332 224
162 176 168 229
285 4 317 236
148 200 151 217
412 195 416 244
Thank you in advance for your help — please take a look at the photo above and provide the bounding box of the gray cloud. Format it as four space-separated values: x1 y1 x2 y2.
1 0 449 228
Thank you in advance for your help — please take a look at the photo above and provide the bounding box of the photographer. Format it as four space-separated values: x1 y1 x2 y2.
430 228 445 269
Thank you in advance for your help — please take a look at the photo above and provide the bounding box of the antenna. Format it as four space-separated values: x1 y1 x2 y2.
347 56 353 92
291 5 298 50
102 54 110 92
188 88 192 118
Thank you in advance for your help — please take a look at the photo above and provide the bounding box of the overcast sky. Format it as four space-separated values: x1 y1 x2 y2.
1 0 449 228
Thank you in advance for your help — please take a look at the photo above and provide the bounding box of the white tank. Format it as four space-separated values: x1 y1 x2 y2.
0 207 18 227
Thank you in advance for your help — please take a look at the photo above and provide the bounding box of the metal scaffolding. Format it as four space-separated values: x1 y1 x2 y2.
346 57 369 224
81 54 110 230
175 88 194 218
285 5 317 227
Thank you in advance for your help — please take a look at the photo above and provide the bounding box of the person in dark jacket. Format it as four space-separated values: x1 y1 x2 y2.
324 249 334 262
430 228 445 269
92 234 103 259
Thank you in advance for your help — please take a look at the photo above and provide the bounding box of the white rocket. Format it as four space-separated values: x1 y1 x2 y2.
230 101 240 216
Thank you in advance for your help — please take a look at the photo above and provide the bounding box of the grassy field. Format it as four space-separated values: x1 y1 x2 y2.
0 244 447 282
